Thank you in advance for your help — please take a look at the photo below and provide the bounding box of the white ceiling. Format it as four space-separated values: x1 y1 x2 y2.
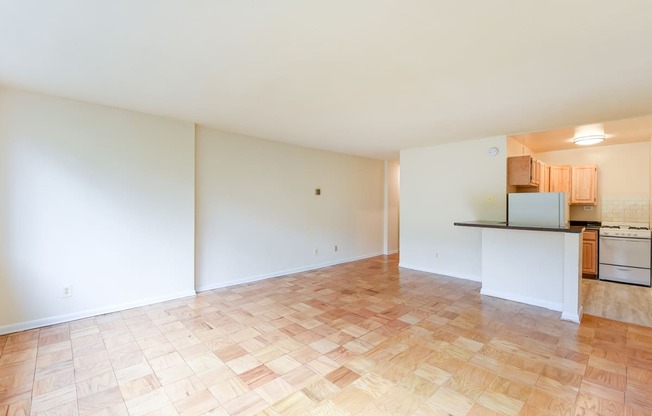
1 1 652 160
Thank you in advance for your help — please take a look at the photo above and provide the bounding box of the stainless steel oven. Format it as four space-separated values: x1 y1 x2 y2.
599 223 651 287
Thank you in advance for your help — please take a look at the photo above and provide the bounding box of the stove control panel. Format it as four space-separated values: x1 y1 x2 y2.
600 229 652 239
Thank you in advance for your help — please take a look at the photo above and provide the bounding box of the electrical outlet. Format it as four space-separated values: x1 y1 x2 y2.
334 245 338 252
313 248 318 256
62 285 72 298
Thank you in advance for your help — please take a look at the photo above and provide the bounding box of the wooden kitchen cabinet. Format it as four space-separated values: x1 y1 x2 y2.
538 161 549 192
582 229 598 276
507 155 540 187
571 165 598 205
549 165 571 194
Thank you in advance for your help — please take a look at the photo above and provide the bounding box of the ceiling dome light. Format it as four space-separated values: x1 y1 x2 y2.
573 134 605 146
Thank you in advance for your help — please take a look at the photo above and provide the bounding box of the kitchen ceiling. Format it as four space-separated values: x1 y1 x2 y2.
1 1 652 160
509 115 652 153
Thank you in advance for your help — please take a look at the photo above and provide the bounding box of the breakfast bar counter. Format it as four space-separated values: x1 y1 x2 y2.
454 220 584 233
455 221 583 323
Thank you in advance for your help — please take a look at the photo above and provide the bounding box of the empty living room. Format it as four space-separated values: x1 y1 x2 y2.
1 1 652 415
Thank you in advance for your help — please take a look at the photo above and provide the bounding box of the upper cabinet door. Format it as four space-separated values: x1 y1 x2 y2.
538 161 549 192
571 165 598 205
549 165 571 194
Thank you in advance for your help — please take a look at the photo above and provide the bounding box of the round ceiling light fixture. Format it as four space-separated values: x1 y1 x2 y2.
573 134 605 146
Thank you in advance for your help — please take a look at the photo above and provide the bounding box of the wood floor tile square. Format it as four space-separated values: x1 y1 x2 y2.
222 390 267 416
626 381 652 413
185 352 224 374
475 390 524 416
308 338 339 354
546 396 576 416
541 364 583 388
32 368 75 397
161 375 204 404
0 393 31 415
304 400 348 416
30 384 77 414
119 373 161 401
73 356 112 383
239 338 268 354
172 389 220 416
226 354 262 375
584 365 627 390
255 377 296 405
301 379 340 403
307 355 340 376
444 364 498 401
0 348 37 367
466 403 505 415
287 346 321 365
324 366 359 389
215 345 247 363
347 372 391 400
487 376 533 402
77 386 123 416
209 376 250 404
76 370 118 399
329 386 374 415
251 345 285 364
32 400 79 416
37 340 71 357
270 390 314 416
377 385 425 415
239 365 278 389
124 388 172 416
36 349 73 370
427 386 475 416
265 355 302 375
114 361 154 385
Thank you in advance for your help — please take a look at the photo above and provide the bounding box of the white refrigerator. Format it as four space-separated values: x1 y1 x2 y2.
507 192 570 227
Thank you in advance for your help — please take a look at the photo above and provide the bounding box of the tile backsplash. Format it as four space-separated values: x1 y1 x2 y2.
601 196 650 223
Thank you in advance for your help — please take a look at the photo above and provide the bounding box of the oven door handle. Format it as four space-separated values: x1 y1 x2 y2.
600 236 651 243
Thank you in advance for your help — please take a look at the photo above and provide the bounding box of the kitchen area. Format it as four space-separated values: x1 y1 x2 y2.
506 115 652 326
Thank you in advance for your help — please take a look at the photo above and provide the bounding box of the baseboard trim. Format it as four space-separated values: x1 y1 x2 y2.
0 289 197 336
480 288 563 312
384 250 399 255
196 252 384 293
397 262 481 283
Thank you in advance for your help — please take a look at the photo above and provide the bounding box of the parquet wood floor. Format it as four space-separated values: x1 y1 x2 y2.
1 254 652 415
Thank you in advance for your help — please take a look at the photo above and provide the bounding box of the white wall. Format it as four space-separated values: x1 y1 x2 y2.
506 136 533 157
536 142 650 221
195 127 385 290
400 136 507 281
384 160 400 254
0 87 196 334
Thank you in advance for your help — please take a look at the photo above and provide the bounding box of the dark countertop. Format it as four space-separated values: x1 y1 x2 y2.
569 220 601 230
454 220 584 234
